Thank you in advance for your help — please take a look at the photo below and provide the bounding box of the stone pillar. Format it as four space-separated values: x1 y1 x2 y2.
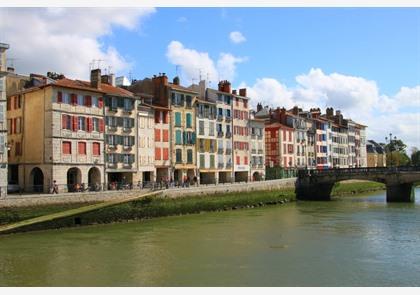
296 181 334 201
386 183 414 202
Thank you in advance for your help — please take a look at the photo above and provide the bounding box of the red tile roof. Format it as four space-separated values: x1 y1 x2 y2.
54 78 134 97
265 122 294 130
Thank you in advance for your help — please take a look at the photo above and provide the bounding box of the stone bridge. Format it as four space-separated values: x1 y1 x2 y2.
296 166 420 202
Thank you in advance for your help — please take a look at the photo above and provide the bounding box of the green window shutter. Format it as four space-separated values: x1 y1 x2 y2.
186 113 192 128
175 112 181 126
176 130 182 144
183 131 187 145
191 132 196 144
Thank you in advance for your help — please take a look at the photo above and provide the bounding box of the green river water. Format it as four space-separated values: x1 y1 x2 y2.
1 188 420 287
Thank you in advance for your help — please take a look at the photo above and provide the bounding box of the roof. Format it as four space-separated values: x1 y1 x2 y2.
169 83 198 94
195 97 216 105
265 122 294 130
142 102 171 111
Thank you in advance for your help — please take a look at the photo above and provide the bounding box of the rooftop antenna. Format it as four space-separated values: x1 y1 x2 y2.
207 72 212 88
96 59 105 69
199 69 202 81
175 65 180 77
128 71 133 82
108 66 113 74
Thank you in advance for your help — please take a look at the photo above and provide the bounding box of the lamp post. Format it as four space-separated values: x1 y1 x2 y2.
385 133 397 167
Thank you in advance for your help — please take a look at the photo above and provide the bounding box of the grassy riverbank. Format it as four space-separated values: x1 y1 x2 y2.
0 180 388 231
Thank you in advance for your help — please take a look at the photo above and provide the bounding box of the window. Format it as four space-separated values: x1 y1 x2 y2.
163 111 169 124
155 148 161 160
218 108 223 117
210 155 215 168
0 135 4 154
15 142 22 156
155 111 161 123
163 148 169 160
176 149 182 163
92 117 99 132
243 100 248 109
124 98 132 111
78 142 87 155
92 142 100 156
91 96 98 108
173 130 181 144
186 113 192 128
62 141 72 154
244 156 248 165
200 154 205 167
187 149 193 164
199 120 204 135
155 129 161 142
186 95 192 108
175 112 181 127
77 94 84 106
163 129 169 142
236 156 240 165
226 109 231 118
84 95 92 107
78 116 86 131
0 104 4 123
62 114 71 130
209 122 215 136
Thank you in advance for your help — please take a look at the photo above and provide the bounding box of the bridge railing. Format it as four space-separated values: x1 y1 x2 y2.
298 166 420 178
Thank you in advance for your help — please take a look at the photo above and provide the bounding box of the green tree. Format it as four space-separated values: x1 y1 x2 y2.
386 151 410 167
411 148 420 166
385 139 407 153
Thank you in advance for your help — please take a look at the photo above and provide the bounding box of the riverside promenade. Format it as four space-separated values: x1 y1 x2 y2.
0 178 297 208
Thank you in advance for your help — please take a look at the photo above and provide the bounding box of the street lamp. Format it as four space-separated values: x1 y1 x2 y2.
385 133 398 167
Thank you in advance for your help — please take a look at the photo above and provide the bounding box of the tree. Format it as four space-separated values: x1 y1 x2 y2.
411 148 420 166
385 139 407 153
385 138 410 167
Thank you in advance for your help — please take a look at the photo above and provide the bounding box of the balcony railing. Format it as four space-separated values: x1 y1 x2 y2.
217 116 224 121
251 149 257 154
123 145 132 151
225 116 232 122
225 132 232 138
122 127 132 132
218 163 224 169
217 131 224 137
218 148 224 154
258 149 263 154
225 148 232 154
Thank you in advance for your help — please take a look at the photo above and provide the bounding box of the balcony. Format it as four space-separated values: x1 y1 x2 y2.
108 106 118 113
218 148 224 154
107 162 117 168
123 163 133 168
218 163 224 169
226 163 232 169
123 145 132 151
251 133 256 139
108 144 117 150
225 116 232 122
225 131 232 138
217 116 224 122
122 127 132 133
258 149 263 154
107 126 117 132
225 148 232 155
217 131 224 137
122 108 133 114
251 149 257 154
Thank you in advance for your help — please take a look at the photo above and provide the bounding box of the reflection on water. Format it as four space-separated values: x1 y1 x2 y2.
0 188 419 286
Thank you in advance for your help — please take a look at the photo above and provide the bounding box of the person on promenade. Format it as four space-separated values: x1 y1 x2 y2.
51 180 59 194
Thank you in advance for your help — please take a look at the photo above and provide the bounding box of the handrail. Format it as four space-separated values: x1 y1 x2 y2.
297 166 420 178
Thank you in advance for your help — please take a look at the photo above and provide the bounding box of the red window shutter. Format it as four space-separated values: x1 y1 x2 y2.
78 142 86 155
164 111 169 124
163 148 169 160
85 95 92 107
244 156 248 165
63 141 72 154
72 116 78 131
155 129 161 141
98 97 103 108
13 118 17 134
57 91 63 103
62 114 67 129
163 129 169 142
92 142 100 156
99 119 104 132
155 148 161 160
86 117 92 132
236 156 240 165
155 111 160 123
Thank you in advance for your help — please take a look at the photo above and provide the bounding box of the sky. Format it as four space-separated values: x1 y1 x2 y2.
0 7 419 150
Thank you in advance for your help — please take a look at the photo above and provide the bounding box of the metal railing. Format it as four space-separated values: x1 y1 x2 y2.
297 166 420 178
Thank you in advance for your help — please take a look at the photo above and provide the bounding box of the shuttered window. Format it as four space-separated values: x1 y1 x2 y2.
175 130 182 145
62 141 72 154
92 142 100 156
78 142 86 155
155 129 161 142
155 148 161 160
187 149 193 164
162 129 169 142
155 111 161 123
162 148 169 160
186 113 192 128
174 112 181 127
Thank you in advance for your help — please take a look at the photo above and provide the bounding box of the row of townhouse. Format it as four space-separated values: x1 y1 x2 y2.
256 105 367 170
4 70 265 193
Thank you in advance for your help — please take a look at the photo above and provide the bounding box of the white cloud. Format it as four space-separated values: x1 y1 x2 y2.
166 40 246 84
239 68 420 149
0 7 155 79
229 31 246 44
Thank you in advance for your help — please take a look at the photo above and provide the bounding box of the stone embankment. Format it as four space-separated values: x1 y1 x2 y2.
0 178 297 208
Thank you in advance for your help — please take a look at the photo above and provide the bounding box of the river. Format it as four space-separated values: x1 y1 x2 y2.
1 188 420 287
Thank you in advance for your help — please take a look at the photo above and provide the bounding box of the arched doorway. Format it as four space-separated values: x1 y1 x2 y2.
88 167 101 191
253 171 261 181
30 167 44 193
67 167 82 192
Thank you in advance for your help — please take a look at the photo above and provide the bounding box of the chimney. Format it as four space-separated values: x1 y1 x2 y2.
292 106 299 115
239 88 247 97
232 89 237 95
218 80 231 93
257 103 263 112
326 107 334 118
173 76 180 85
91 69 101 89
7 66 14 73
109 73 115 86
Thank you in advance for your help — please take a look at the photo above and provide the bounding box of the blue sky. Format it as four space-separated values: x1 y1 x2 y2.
102 8 420 95
0 7 419 148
